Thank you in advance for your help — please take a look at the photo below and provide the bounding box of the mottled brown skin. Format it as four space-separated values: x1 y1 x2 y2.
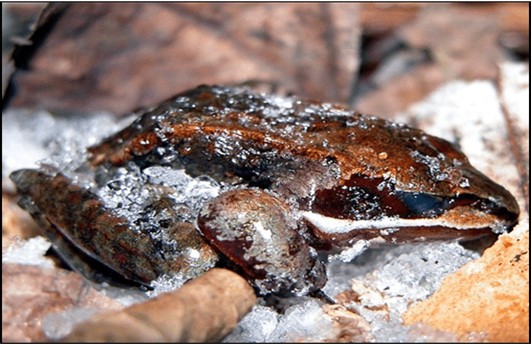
10 85 520 295
89 85 519 227
10 169 217 285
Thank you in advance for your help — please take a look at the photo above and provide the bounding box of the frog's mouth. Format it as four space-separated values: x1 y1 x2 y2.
304 206 501 243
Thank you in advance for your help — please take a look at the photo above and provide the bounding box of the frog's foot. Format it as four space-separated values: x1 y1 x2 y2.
198 188 327 297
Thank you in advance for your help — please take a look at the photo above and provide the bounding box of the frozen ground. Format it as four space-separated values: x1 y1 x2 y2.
222 241 475 342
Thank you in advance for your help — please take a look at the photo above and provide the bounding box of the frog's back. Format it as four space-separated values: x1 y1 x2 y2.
89 86 436 185
88 85 519 224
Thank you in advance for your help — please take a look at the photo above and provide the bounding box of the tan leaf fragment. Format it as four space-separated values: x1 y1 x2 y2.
403 225 529 342
1 263 121 342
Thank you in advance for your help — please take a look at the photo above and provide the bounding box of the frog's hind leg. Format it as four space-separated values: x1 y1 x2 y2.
10 169 161 285
34 208 147 287
10 168 219 288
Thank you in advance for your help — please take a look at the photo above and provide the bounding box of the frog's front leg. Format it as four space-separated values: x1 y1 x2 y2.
197 189 327 297
9 169 217 286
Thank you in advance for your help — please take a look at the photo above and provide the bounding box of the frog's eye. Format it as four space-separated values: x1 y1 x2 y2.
310 176 449 221
393 192 451 217
197 189 326 297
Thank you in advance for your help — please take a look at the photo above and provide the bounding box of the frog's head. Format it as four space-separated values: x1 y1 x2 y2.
303 138 520 247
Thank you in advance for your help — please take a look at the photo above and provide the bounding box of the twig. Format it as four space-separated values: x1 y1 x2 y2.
60 268 256 342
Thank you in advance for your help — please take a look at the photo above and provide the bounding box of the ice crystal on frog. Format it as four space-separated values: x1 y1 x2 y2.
96 163 150 223
410 150 451 182
143 166 220 217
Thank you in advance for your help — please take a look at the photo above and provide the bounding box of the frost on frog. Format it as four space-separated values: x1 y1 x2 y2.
198 189 326 296
9 141 220 287
10 84 520 297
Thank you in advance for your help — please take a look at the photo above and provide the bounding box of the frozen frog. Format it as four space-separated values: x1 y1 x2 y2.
10 85 520 298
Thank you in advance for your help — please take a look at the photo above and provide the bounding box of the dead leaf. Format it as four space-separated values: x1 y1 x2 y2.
1 3 48 97
1 263 121 342
9 3 360 115
403 227 529 342
498 62 529 212
352 3 528 116
2 193 42 250
322 304 373 343
355 63 445 118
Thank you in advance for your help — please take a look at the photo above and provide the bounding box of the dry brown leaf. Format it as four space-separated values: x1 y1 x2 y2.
2 193 41 250
399 7 504 81
403 227 529 342
358 3 425 34
61 268 256 343
10 3 360 114
353 3 528 116
1 3 48 97
322 304 373 343
498 62 529 212
355 63 445 119
1 263 121 342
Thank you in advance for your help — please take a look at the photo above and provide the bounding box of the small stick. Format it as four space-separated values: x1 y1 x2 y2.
60 268 256 342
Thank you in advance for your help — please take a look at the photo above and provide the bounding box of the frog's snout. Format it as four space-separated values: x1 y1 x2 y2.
461 166 520 225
